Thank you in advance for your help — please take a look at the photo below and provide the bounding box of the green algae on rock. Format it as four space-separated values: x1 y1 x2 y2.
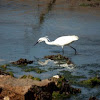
79 77 100 87
11 58 33 66
50 75 81 99
60 70 86 84
24 67 47 73
20 75 41 81
52 91 71 100
8 71 14 77
44 54 73 65
89 96 98 100
0 70 14 77
0 64 10 71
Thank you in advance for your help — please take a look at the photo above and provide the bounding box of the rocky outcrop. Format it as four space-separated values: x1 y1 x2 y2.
0 74 81 100
89 96 98 100
0 70 11 76
11 58 33 65
0 75 55 100
44 54 73 65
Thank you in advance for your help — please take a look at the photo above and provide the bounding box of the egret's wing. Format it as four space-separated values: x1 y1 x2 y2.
53 35 79 45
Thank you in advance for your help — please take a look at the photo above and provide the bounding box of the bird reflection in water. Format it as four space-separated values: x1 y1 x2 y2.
34 56 74 70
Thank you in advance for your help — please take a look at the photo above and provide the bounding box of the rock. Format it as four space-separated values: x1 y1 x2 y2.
0 74 81 100
11 58 33 65
80 76 100 87
0 87 2 93
0 75 55 100
89 96 98 100
3 96 10 100
20 75 41 81
49 75 81 99
0 70 11 76
0 70 14 77
53 75 60 79
44 54 73 65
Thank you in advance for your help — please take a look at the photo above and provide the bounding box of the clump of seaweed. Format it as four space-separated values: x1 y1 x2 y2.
20 75 41 81
60 70 86 84
50 75 81 99
8 71 14 77
79 76 100 87
89 96 98 100
24 67 47 74
0 64 10 71
52 91 70 99
11 58 33 65
44 54 72 64
0 70 14 77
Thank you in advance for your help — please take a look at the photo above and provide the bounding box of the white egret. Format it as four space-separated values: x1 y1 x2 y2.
34 35 79 54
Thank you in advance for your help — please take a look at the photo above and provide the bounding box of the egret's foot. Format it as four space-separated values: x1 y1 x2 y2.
75 52 81 55
75 52 78 55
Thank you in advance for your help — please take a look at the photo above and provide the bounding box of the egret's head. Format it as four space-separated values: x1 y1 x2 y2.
34 36 50 46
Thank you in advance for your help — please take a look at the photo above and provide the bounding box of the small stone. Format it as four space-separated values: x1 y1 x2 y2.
3 96 10 100
53 75 60 79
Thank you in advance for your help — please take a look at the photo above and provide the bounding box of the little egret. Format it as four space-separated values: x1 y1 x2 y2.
34 35 79 54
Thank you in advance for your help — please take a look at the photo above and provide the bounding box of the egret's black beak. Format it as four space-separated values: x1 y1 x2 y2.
34 41 38 46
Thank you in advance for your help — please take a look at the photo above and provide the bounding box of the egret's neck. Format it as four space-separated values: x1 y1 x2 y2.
44 39 54 45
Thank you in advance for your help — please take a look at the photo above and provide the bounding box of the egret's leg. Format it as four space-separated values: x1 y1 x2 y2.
69 45 77 55
62 48 64 55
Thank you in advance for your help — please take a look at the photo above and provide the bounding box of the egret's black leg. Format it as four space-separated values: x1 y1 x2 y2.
69 45 77 55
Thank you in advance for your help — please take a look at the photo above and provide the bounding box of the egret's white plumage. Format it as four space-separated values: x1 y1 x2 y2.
34 35 79 54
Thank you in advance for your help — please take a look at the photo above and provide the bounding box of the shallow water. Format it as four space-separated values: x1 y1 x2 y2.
0 0 100 99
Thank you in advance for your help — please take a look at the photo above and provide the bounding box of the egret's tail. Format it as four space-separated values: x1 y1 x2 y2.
72 35 79 41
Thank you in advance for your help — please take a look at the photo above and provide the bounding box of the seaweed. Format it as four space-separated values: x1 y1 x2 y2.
0 64 10 71
11 58 33 66
50 75 81 99
44 54 73 65
79 77 100 87
20 75 41 81
24 67 46 74
52 91 70 100
60 70 86 84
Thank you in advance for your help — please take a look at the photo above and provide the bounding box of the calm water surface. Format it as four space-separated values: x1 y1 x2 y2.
0 0 100 99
